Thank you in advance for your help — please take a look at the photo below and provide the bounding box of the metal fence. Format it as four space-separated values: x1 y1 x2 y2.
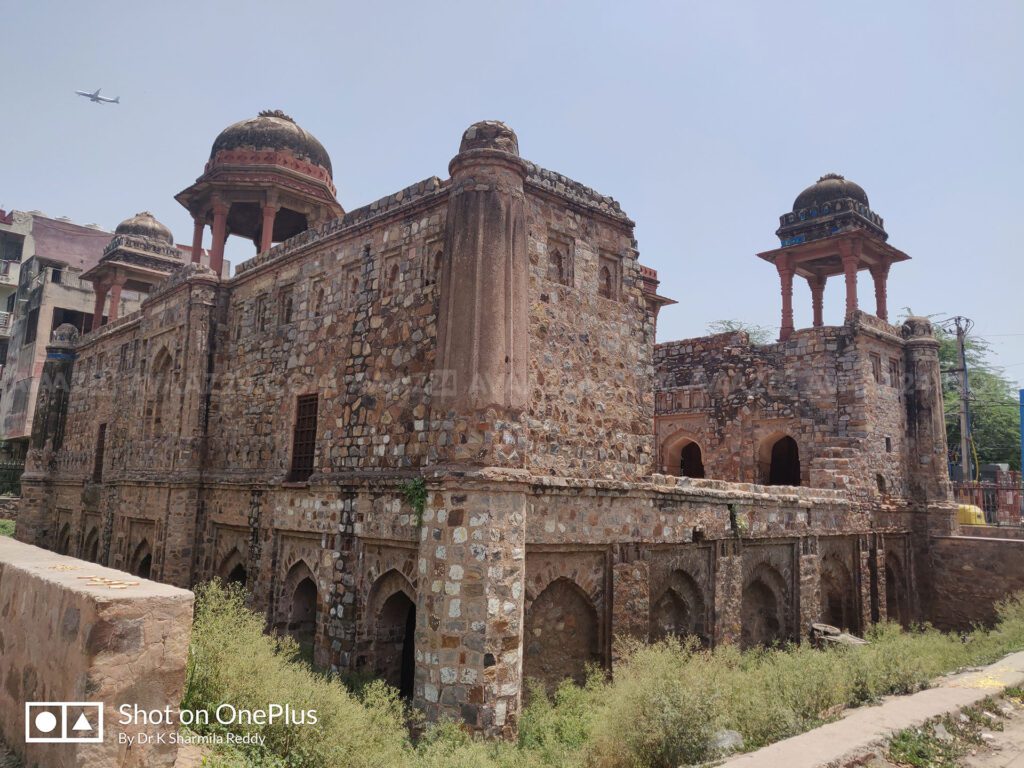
0 460 24 497
953 481 1024 526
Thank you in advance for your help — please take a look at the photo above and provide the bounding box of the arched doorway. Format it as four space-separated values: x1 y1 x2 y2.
819 556 857 632
741 565 789 648
523 578 599 693
763 435 801 486
83 528 100 563
662 433 707 479
56 523 71 556
650 569 707 644
277 561 318 658
376 590 416 698
130 540 152 579
218 549 248 587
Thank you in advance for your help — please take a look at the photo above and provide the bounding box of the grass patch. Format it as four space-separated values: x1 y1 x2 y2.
0 519 14 537
184 585 1024 768
886 699 1006 768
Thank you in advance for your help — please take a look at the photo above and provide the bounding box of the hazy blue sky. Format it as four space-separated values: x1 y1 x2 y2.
3 0 1022 383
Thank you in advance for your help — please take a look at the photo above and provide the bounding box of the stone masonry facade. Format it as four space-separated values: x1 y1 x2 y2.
13 114 1010 737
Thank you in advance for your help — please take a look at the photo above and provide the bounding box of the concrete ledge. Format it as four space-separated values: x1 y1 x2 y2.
719 650 1024 768
0 537 193 768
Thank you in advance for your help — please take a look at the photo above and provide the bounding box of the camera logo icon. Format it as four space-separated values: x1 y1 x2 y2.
25 702 103 743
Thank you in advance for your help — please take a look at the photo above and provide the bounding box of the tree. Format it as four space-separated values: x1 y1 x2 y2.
933 325 1021 473
706 319 774 345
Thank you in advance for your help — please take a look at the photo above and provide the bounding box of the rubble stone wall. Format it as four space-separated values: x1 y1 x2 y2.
928 536 1024 629
0 536 193 768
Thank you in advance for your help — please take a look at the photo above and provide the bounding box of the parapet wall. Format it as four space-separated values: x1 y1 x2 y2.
0 537 193 768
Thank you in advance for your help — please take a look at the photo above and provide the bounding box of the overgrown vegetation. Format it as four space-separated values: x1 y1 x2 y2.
399 478 428 527
0 519 14 537
185 584 1024 768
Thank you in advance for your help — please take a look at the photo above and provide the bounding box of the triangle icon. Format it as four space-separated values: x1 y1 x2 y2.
72 713 93 732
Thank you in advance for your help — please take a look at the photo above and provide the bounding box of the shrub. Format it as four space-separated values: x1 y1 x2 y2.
0 519 14 537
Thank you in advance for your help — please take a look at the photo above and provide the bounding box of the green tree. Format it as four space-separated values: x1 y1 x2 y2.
706 319 774 345
934 325 1021 473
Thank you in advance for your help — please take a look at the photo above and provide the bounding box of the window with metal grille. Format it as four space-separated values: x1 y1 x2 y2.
93 423 107 483
289 394 318 481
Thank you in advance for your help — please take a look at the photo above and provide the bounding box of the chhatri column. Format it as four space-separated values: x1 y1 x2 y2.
871 257 891 322
838 239 861 320
190 217 205 264
107 273 127 322
259 203 279 254
91 282 108 330
777 254 795 341
807 275 826 327
209 199 229 278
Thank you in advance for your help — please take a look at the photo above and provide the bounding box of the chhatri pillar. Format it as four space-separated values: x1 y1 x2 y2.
777 254 795 341
871 257 891 322
91 281 108 330
209 199 229 278
190 218 204 264
807 275 826 327
838 238 861 320
259 203 279 254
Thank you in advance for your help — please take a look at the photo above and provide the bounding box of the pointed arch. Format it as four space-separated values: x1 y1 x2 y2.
277 559 318 653
661 430 706 478
650 569 708 644
56 522 72 556
758 432 801 486
741 562 790 648
523 577 599 692
819 554 857 632
367 569 417 698
218 547 248 587
82 527 100 563
130 539 152 580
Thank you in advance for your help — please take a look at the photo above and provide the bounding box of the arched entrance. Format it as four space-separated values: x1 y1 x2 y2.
762 434 801 486
56 523 71 556
650 569 707 644
741 565 789 648
277 561 318 658
662 433 707 479
130 540 152 579
218 549 248 587
523 578 599 692
83 528 100 563
377 592 416 698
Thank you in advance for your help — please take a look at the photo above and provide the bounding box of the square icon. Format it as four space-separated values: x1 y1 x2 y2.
25 702 103 743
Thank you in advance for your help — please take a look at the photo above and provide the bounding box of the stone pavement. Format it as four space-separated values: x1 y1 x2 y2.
720 651 1024 768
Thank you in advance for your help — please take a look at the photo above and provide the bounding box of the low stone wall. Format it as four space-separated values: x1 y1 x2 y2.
0 496 19 521
929 535 1024 629
960 524 1024 540
0 537 193 768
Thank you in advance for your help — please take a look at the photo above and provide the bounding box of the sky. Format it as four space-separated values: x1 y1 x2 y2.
3 0 1022 385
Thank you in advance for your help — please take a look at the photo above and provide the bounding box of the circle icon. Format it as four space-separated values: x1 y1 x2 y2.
34 711 58 733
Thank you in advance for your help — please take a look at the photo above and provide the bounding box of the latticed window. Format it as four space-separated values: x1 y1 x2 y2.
288 394 318 481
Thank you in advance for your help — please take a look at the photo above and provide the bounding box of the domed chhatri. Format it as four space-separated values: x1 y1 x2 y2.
776 172 886 248
114 211 174 245
458 121 520 156
210 109 333 176
793 173 869 212
176 110 343 276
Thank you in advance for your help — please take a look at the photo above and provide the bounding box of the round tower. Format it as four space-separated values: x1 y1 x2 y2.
435 121 529 415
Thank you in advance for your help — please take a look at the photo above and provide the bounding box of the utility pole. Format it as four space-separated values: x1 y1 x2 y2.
952 316 974 482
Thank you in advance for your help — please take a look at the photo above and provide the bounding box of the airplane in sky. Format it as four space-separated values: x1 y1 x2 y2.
75 88 120 104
